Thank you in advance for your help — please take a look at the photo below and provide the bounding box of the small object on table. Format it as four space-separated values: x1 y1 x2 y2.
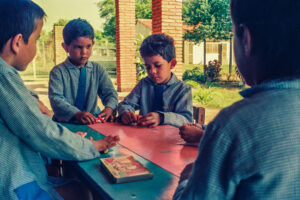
97 115 105 123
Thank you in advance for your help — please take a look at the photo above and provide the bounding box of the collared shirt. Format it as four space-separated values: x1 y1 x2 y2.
49 58 118 122
174 79 300 200
117 73 193 127
0 57 100 199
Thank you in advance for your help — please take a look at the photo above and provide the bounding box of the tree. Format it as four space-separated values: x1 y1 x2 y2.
53 18 69 26
183 0 233 72
97 0 152 43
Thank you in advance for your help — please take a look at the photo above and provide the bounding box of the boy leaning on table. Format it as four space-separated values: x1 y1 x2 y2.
48 18 118 125
0 0 119 199
117 33 193 128
173 0 300 199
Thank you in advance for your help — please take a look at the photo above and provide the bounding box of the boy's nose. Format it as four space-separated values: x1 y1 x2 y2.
150 67 157 74
81 48 87 55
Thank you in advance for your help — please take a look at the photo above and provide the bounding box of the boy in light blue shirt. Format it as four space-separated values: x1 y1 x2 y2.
118 33 193 128
49 18 118 125
0 1 119 199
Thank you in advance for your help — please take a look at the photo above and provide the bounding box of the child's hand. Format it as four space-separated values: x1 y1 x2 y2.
89 135 120 152
98 107 114 122
73 111 97 124
179 123 204 143
75 132 87 138
120 111 138 125
138 112 160 128
37 99 51 117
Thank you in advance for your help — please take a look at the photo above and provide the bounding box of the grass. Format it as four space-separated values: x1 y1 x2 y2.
183 64 244 108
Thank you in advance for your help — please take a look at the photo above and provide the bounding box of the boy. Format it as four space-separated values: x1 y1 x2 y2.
174 0 300 199
49 18 118 124
0 1 119 199
118 33 193 128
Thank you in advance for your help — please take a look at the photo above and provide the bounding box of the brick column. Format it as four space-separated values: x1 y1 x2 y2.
152 0 183 79
53 25 67 65
116 0 137 92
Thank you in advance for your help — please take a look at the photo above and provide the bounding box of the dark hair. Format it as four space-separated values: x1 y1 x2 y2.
63 18 94 45
139 33 176 62
0 0 45 53
230 0 300 79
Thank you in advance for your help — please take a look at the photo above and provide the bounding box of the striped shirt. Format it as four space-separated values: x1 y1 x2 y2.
174 79 300 199
0 57 100 199
49 57 118 122
117 73 193 127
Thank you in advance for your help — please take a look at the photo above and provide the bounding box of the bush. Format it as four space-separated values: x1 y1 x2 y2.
186 80 243 108
204 59 221 82
183 67 205 83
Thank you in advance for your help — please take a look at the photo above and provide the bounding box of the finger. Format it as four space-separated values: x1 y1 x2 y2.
129 111 137 122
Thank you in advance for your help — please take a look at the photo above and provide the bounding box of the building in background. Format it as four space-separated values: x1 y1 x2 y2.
136 19 234 66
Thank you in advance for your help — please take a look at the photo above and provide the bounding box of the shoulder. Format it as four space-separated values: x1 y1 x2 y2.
89 61 106 72
50 60 69 74
168 74 191 92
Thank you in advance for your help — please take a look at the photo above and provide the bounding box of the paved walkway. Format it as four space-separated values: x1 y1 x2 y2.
23 77 220 124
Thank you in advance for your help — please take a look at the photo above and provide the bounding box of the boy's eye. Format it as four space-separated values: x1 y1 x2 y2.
155 64 162 68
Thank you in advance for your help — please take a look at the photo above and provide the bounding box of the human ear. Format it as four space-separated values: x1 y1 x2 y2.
10 34 23 54
240 24 252 56
62 42 69 53
170 59 177 69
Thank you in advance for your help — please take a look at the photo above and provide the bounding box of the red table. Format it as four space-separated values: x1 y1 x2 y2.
89 122 198 176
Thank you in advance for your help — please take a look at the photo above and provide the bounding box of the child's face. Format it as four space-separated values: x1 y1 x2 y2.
63 36 94 67
143 55 176 84
16 19 43 71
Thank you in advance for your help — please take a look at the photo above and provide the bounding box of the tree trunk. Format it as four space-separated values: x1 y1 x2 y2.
203 39 206 68
229 37 232 74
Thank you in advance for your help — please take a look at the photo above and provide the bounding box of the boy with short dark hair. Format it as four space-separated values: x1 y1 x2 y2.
49 18 118 124
173 0 300 199
0 1 119 199
117 33 193 128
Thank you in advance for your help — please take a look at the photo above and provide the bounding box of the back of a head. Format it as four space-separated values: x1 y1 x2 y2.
0 0 45 53
230 0 300 79
63 18 94 45
139 33 175 62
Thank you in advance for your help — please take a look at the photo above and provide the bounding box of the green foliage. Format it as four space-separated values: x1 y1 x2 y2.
183 67 205 83
97 0 152 43
204 59 221 82
53 18 69 26
183 0 232 43
186 80 243 108
136 34 147 81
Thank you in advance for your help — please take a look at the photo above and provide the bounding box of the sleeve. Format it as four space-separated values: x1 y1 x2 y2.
161 86 193 127
173 118 239 199
96 65 118 110
29 90 39 99
0 72 100 161
48 67 80 122
117 82 142 116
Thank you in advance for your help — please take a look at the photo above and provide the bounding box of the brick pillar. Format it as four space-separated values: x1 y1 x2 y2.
53 25 67 65
152 0 183 79
116 0 136 92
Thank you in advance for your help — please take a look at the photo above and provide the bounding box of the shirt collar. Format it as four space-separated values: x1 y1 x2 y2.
64 57 93 69
240 78 300 98
0 56 19 75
